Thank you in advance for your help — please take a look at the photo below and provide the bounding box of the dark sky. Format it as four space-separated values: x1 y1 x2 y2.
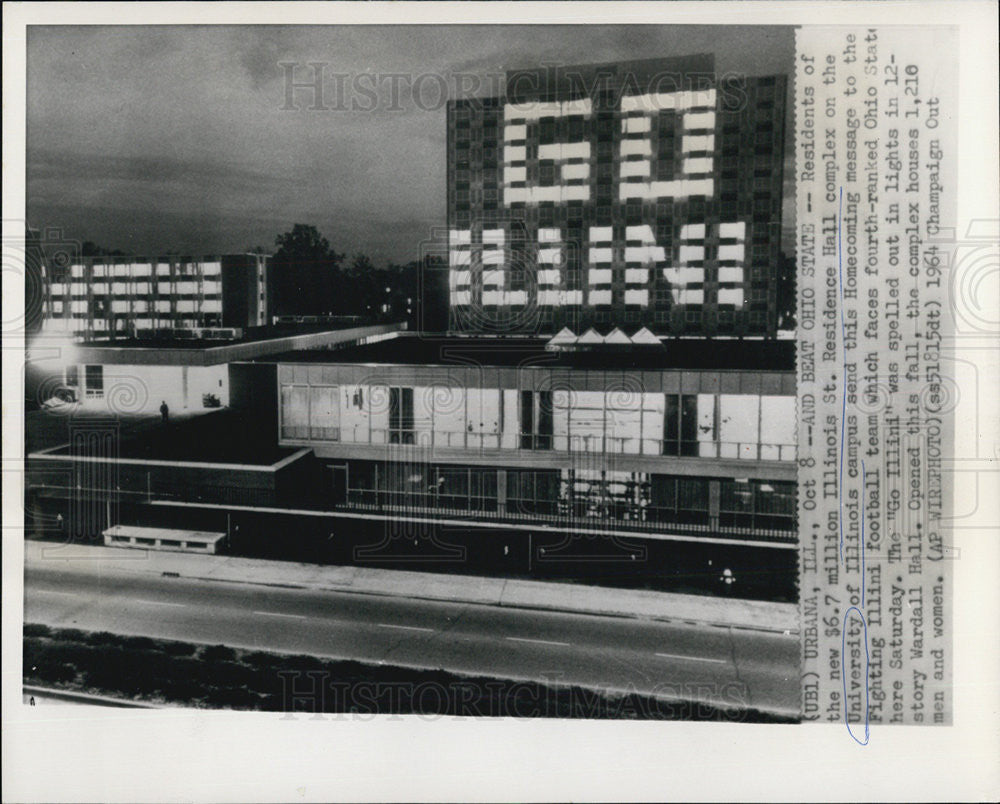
27 25 794 264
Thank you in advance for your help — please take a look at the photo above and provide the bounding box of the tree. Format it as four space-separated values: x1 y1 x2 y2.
344 254 423 324
80 241 126 258
275 224 331 259
343 253 379 317
271 224 344 316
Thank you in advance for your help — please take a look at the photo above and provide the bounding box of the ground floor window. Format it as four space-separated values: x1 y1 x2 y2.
338 461 793 537
507 469 561 516
719 479 795 532
344 461 498 513
648 475 711 525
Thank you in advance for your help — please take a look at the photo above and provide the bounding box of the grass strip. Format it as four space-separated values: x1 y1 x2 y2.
23 623 794 721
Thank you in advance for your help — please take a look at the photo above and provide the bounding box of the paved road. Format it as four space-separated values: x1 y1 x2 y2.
24 563 800 716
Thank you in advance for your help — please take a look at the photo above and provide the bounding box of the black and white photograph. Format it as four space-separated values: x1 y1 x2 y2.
3 2 998 802
20 23 800 720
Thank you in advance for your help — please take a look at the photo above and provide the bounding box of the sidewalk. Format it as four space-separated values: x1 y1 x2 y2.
25 541 799 633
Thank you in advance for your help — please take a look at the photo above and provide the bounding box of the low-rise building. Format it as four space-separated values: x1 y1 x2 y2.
40 253 269 340
256 333 796 549
25 326 797 598
32 323 402 415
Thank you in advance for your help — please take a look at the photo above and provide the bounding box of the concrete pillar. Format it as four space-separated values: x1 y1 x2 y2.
497 468 507 516
709 480 720 532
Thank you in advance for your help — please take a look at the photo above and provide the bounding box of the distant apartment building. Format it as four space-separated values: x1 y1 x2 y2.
40 253 269 339
447 54 787 336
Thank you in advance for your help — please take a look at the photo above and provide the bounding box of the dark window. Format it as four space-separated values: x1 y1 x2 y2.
537 390 553 450
681 394 698 455
719 479 795 533
648 476 710 526
389 386 414 444
85 365 103 398
520 390 533 449
539 119 556 144
519 390 551 450
506 469 560 517
663 394 699 456
664 394 679 449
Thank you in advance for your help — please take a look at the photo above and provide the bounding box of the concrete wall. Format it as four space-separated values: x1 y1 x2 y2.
221 254 268 328
27 447 316 517
228 362 278 443
28 453 280 511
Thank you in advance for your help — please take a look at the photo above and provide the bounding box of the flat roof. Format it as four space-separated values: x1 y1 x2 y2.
39 408 295 465
254 335 795 371
59 323 404 366
76 323 367 349
64 253 263 265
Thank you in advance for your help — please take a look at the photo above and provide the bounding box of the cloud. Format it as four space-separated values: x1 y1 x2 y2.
27 25 795 265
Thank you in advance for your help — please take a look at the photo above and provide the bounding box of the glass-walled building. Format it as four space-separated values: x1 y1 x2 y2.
263 335 796 546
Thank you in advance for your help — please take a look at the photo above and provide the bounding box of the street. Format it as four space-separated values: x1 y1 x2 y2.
24 561 800 716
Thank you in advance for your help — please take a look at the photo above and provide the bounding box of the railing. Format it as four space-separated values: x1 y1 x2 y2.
342 488 795 542
293 426 795 461
27 482 795 544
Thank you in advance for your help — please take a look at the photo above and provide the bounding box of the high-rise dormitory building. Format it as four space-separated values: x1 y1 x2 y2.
446 54 787 336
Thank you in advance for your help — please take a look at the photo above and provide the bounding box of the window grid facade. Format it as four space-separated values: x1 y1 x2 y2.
446 55 786 336
41 254 269 339
340 459 795 542
279 379 796 462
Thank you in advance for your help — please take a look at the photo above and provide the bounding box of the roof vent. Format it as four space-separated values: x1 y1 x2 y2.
545 326 666 352
630 327 663 347
604 327 632 345
544 327 579 351
576 327 605 345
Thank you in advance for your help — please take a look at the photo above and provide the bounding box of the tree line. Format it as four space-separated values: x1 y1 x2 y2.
62 224 450 330
265 223 446 327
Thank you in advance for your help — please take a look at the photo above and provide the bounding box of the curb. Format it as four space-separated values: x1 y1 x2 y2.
159 570 799 636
